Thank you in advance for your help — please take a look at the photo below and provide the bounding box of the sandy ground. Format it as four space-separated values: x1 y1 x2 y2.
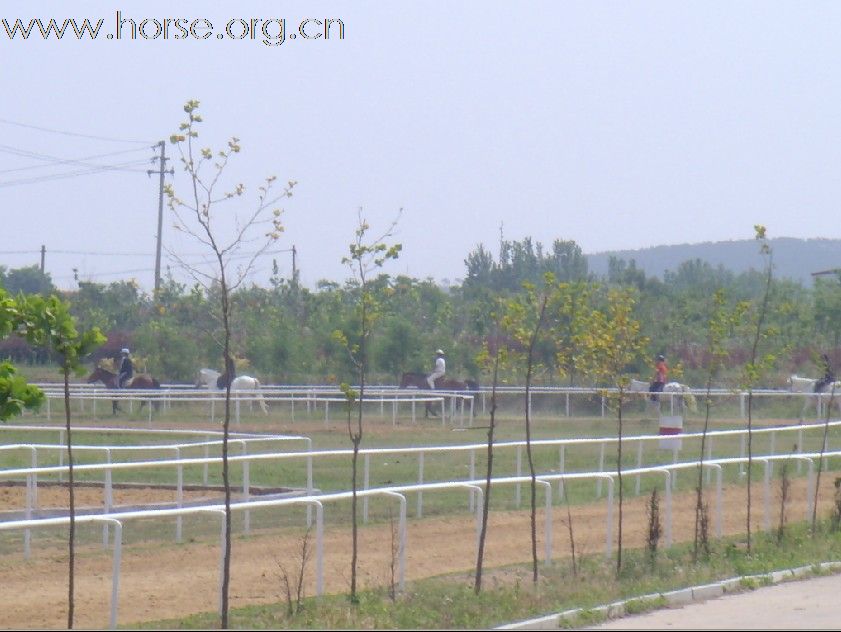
0 473 839 629
587 573 841 630
0 484 222 514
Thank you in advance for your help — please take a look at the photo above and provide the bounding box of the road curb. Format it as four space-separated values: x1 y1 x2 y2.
496 560 841 630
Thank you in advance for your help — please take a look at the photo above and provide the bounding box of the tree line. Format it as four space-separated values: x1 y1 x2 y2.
1 233 839 386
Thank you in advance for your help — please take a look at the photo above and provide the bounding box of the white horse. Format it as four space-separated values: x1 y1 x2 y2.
629 379 698 413
196 367 269 414
788 375 841 420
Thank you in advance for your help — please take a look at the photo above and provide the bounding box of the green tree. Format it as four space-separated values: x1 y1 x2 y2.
0 265 56 296
549 280 595 387
20 294 104 629
577 287 648 572
814 275 841 347
0 289 44 419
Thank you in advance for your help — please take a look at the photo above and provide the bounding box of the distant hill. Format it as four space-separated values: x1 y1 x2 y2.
586 238 841 285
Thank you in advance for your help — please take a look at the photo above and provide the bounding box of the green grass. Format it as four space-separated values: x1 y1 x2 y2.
3 405 840 505
3 401 841 550
131 521 841 629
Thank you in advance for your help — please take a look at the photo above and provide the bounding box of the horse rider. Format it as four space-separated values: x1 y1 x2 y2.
649 353 667 402
815 353 835 393
117 348 134 389
427 349 446 389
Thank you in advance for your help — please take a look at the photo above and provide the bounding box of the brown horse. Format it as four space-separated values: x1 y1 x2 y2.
399 372 479 417
87 366 161 415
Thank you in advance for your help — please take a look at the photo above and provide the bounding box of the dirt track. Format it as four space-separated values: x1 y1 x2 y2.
1 474 838 629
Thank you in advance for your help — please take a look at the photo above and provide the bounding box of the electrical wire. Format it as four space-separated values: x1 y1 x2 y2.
0 117 155 145
0 158 150 187
0 145 152 174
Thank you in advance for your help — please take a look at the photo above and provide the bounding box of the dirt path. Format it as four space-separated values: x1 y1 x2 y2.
0 475 837 629
0 484 222 513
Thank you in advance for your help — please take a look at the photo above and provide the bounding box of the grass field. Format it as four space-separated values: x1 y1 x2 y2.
3 389 841 628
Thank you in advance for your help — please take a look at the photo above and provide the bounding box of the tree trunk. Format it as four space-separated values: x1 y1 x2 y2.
64 364 75 629
475 342 501 594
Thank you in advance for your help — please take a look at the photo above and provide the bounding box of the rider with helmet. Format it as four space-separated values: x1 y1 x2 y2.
815 353 835 393
649 353 667 401
117 348 134 388
427 349 446 389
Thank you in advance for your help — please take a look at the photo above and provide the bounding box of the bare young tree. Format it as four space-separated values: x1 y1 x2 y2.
812 383 837 533
500 279 550 584
740 225 779 553
694 290 746 562
334 209 401 603
165 100 295 627
474 311 504 594
277 526 313 617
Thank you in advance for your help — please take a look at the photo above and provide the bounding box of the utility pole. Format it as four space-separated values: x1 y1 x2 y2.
292 244 297 286
148 141 174 297
40 245 45 274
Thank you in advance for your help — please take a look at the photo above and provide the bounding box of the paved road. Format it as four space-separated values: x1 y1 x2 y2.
587 573 841 629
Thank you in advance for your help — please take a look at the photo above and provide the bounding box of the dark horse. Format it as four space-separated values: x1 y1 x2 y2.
87 366 161 415
399 372 480 418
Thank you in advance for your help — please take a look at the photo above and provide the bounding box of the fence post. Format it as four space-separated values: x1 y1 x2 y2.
538 480 553 566
363 454 370 523
176 447 183 543
558 446 565 498
109 520 123 629
242 442 251 535
103 449 112 548
663 471 672 547
515 445 522 507
763 459 771 531
635 440 643 495
596 442 605 498
468 450 476 512
417 451 424 518
604 476 614 558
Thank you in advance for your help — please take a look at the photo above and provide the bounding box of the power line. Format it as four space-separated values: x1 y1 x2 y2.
0 158 149 187
0 248 295 258
0 117 154 145
0 145 150 174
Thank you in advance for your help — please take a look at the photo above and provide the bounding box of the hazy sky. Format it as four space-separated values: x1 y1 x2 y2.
2 1 840 291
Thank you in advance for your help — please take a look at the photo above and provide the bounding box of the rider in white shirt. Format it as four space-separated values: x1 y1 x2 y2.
427 349 446 389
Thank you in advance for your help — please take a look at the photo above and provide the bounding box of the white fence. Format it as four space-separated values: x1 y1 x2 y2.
1 447 838 629
32 384 477 426
28 382 837 426
2 420 839 535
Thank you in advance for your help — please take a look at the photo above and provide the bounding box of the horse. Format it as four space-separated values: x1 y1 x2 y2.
87 366 161 415
196 367 269 415
788 375 841 420
628 378 697 414
399 371 480 417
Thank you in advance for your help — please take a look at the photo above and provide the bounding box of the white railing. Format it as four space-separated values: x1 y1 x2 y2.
31 386 476 426
1 448 838 629
3 419 838 530
29 381 835 425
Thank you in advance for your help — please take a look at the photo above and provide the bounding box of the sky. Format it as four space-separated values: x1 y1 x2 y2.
1 1 841 291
